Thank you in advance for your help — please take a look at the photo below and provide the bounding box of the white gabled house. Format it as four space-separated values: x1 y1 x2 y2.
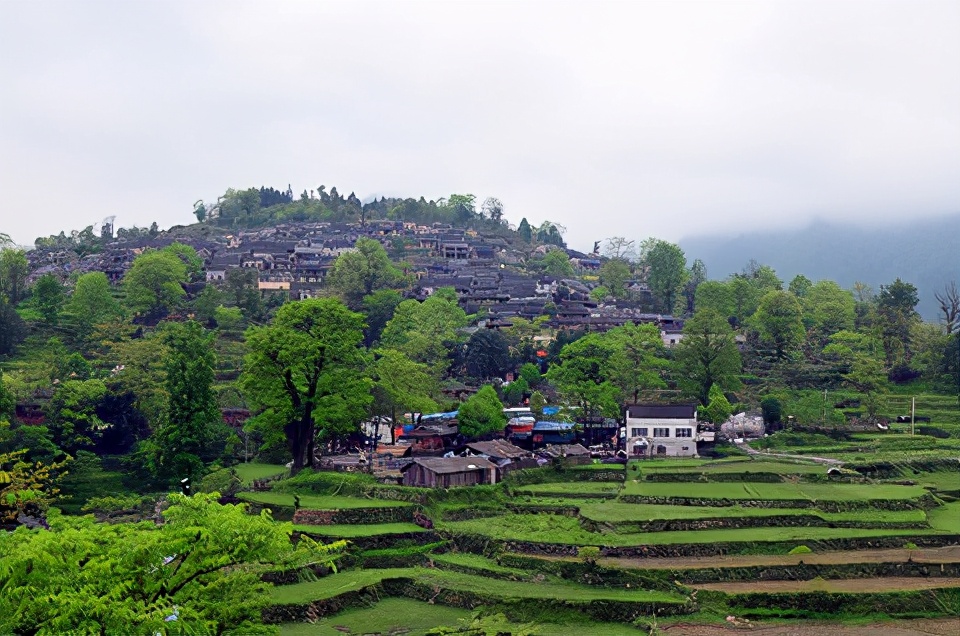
624 404 704 458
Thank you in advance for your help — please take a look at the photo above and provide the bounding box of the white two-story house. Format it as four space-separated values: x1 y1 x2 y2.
624 404 701 458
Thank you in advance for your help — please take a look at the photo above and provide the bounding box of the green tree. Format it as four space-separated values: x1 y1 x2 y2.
0 248 28 305
161 242 204 283
517 218 533 243
369 349 439 443
761 396 783 425
701 384 733 424
0 299 27 356
642 239 688 313
150 321 222 483
64 271 121 340
192 283 223 325
47 378 108 452
877 278 920 366
464 329 511 380
32 274 66 325
694 280 735 321
327 237 404 309
224 268 264 321
379 292 468 377
752 290 805 358
0 449 68 524
241 298 371 472
541 249 574 277
674 310 742 405
0 493 345 635
803 280 855 336
545 333 620 417
682 258 707 315
362 289 402 347
606 322 669 403
518 362 542 388
529 390 547 417
456 385 507 439
599 259 631 300
123 250 188 317
788 274 813 298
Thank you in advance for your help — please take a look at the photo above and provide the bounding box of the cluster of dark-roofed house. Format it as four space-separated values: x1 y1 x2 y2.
24 220 685 342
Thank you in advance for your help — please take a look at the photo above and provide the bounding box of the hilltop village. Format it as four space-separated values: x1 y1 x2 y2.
2 186 959 635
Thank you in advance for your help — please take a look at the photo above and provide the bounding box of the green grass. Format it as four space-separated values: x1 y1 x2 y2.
278 598 471 636
430 552 529 577
513 482 621 496
233 462 287 485
640 459 826 475
440 513 950 547
238 491 411 509
620 480 929 501
271 566 684 605
270 568 419 604
911 471 960 492
294 522 427 538
926 502 960 532
575 502 928 524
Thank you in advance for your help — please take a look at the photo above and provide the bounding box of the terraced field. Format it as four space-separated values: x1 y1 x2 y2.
241 448 960 634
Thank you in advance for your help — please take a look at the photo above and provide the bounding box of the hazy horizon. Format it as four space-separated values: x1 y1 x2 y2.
2 1 958 252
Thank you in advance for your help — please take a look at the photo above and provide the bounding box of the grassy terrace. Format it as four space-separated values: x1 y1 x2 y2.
294 522 427 537
575 502 929 524
620 481 930 501
238 491 411 509
430 552 530 577
439 513 952 547
637 459 826 475
233 462 288 485
270 566 685 605
513 482 622 497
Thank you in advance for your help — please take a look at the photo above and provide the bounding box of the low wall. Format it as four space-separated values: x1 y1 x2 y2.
292 506 414 526
617 493 940 512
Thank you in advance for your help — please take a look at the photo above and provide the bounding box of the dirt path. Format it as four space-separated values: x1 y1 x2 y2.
735 440 844 466
692 577 960 593
658 618 960 636
601 545 960 570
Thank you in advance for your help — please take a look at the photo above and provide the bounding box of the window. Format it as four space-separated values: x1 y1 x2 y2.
653 428 670 438
676 428 693 438
630 427 648 437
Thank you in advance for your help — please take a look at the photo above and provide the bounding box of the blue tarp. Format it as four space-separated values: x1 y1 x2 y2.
420 411 459 421
533 421 574 431
542 406 560 416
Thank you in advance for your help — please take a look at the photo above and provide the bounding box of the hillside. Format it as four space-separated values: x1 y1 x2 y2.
679 213 960 320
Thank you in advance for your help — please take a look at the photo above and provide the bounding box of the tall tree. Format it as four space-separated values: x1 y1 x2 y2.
642 239 688 313
0 494 345 635
32 274 66 325
599 259 632 300
606 322 669 404
327 237 404 309
150 321 221 483
674 310 742 405
0 248 28 305
379 292 467 377
481 197 504 223
545 333 620 418
877 278 920 366
241 298 371 472
464 329 511 380
517 218 533 243
369 349 438 444
752 290 805 358
682 258 707 315
64 272 121 340
224 268 263 320
123 250 188 317
541 249 574 277
362 289 403 347
803 280 855 336
456 385 507 439
935 281 960 335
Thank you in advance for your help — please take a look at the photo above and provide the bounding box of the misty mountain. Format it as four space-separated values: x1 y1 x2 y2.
679 213 960 321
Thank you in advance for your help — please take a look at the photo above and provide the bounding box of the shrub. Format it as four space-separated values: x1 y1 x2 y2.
199 467 242 497
761 396 783 425
788 545 812 555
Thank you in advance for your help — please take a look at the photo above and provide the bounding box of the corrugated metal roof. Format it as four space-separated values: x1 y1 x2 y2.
401 456 497 474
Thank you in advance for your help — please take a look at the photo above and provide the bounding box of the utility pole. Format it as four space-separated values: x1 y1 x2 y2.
911 396 915 436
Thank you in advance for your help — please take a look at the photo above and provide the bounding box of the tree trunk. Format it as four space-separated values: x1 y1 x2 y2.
286 415 314 474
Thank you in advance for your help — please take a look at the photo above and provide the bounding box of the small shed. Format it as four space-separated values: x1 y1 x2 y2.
401 456 498 488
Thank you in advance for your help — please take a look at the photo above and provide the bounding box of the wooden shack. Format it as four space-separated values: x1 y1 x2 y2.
400 456 498 488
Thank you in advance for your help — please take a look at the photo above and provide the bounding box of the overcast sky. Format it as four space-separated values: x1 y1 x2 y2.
1 0 958 252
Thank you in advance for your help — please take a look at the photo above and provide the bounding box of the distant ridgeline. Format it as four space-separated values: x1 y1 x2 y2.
680 213 960 320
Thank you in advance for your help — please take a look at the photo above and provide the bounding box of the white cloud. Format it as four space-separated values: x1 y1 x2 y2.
0 0 957 250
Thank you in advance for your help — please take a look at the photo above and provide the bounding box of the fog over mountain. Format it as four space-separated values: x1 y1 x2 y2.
679 213 960 321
